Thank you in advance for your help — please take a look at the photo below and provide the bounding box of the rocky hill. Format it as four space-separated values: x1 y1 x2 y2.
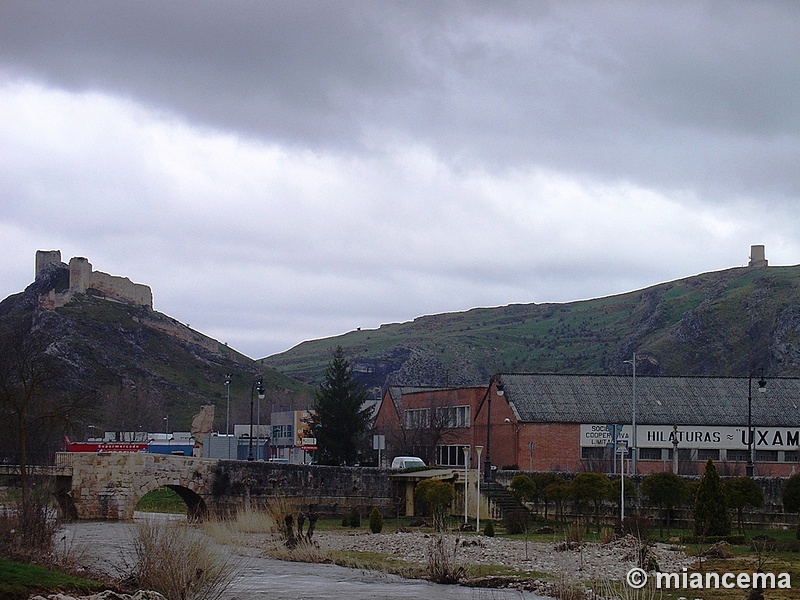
0 263 313 437
261 264 800 390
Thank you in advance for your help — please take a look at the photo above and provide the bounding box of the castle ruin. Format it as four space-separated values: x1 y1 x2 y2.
35 250 153 309
748 244 768 268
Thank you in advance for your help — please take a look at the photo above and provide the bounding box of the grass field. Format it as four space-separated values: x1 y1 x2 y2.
0 557 105 600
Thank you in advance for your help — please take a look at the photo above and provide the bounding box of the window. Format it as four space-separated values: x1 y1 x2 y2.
404 408 430 429
435 405 471 429
756 450 778 462
271 424 293 440
726 449 749 462
581 447 606 460
786 451 799 463
697 449 719 461
436 445 468 466
638 448 663 460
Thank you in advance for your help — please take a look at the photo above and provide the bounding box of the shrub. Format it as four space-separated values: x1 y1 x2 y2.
618 515 651 542
415 479 455 531
346 506 361 528
0 482 58 563
483 521 495 537
426 532 465 583
641 472 686 537
369 507 384 534
724 477 764 534
503 509 531 535
564 522 584 545
569 472 612 533
132 519 234 600
782 473 800 539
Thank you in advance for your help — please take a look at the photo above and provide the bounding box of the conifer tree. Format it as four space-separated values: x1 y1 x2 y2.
310 346 372 466
693 458 731 537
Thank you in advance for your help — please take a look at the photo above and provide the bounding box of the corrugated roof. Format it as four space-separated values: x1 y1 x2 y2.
500 373 800 427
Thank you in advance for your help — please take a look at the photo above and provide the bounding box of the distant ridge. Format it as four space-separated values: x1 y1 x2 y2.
261 263 800 392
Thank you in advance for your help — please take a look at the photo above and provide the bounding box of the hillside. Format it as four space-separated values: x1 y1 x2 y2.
261 264 800 390
0 264 314 437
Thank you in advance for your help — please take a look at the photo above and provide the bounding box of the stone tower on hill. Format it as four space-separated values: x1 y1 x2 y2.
35 250 153 309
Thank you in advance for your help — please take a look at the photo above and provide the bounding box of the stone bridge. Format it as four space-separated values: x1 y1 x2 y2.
54 452 219 519
50 453 409 520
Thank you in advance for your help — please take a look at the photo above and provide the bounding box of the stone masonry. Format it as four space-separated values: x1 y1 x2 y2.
35 250 153 309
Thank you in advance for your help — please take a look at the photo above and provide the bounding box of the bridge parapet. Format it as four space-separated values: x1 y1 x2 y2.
56 453 400 520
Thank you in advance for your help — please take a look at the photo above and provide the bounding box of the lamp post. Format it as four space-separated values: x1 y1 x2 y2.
248 378 264 461
462 446 470 525
623 353 638 475
477 375 505 483
225 373 232 459
475 445 483 532
671 424 679 474
746 372 767 477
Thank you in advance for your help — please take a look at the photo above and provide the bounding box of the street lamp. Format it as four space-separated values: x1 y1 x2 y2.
248 378 265 461
462 446 470 525
623 353 638 475
475 445 483 532
746 372 767 477
225 373 232 459
475 375 504 483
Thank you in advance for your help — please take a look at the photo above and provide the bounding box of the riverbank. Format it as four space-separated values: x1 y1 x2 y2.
313 529 693 582
228 526 694 595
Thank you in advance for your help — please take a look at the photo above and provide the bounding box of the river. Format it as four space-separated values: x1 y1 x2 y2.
59 515 548 600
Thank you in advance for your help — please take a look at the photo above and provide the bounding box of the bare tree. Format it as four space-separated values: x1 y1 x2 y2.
385 395 466 465
0 313 88 503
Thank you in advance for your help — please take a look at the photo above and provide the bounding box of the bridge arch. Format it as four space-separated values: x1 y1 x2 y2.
135 479 208 520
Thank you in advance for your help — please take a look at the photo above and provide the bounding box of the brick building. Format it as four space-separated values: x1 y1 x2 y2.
373 373 800 477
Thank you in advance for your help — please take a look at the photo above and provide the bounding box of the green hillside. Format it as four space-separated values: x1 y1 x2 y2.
0 269 313 441
261 265 800 391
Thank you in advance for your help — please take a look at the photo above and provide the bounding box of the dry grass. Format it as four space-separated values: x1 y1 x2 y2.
201 507 276 544
426 532 467 584
132 518 235 600
0 483 59 563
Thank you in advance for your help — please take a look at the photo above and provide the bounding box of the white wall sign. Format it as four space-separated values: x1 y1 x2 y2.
580 424 800 451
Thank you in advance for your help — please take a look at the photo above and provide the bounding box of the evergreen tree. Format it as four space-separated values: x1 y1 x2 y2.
781 473 800 539
693 458 731 537
310 346 372 466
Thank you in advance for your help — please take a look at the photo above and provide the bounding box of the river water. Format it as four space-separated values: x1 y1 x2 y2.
59 515 547 600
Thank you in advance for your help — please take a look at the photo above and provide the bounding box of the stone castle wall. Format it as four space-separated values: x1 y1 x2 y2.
35 250 153 309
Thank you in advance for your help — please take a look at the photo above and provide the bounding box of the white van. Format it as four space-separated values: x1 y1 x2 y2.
390 456 426 470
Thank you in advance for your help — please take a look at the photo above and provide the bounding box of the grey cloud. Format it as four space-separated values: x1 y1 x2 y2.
3 1 800 200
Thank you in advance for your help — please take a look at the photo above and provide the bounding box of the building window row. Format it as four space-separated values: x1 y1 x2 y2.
435 405 471 429
271 424 293 440
436 444 468 466
404 408 430 429
582 447 792 463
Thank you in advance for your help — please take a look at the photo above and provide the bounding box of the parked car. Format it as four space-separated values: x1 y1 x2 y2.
390 456 426 470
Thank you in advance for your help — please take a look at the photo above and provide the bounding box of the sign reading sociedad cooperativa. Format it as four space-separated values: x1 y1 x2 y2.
580 424 800 450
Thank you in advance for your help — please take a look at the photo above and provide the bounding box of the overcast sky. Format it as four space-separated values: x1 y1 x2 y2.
2 1 799 359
